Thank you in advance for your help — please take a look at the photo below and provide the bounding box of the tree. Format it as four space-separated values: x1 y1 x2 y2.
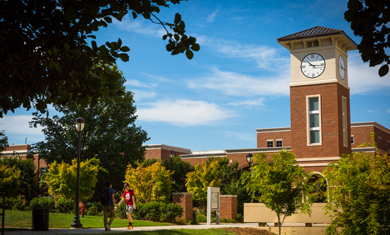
124 162 173 203
0 131 8 154
243 151 315 235
0 0 200 117
45 158 104 202
30 74 149 199
186 160 221 209
323 137 390 234
0 157 40 201
162 156 194 193
345 0 390 77
0 164 21 198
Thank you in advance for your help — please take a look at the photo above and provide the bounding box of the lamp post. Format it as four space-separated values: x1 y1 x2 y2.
170 150 177 157
246 153 253 168
71 117 85 229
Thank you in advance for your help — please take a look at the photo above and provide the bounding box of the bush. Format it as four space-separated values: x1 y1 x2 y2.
131 202 183 223
160 203 183 223
85 202 103 216
56 198 74 213
30 197 55 211
116 202 127 219
1 196 25 210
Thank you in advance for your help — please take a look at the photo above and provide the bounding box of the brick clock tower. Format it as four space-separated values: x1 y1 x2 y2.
277 26 357 161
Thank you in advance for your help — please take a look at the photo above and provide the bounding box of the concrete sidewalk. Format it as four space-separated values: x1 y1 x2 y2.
4 223 260 235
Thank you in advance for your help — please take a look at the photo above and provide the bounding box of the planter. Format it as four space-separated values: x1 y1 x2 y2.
32 208 49 231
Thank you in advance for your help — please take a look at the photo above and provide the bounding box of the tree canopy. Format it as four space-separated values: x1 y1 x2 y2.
30 72 149 199
345 0 390 77
0 0 199 117
243 151 315 235
45 158 103 202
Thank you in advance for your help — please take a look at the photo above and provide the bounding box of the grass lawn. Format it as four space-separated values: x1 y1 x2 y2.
71 229 236 235
4 210 170 228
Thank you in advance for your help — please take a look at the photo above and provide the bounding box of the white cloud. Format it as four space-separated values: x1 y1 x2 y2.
198 37 289 70
132 90 157 101
112 15 166 38
348 52 390 94
136 99 234 126
227 98 265 107
0 115 43 135
125 79 156 88
223 131 255 142
387 109 390 113
187 67 290 96
139 72 171 82
368 110 379 113
207 8 220 22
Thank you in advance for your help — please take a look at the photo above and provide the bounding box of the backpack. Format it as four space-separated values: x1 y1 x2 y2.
100 188 110 205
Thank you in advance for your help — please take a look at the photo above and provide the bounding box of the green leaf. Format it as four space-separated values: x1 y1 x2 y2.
162 35 167 40
118 53 129 62
91 41 97 50
174 34 180 41
64 43 70 51
120 46 130 52
132 11 137 19
378 64 389 77
191 44 200 51
186 50 194 60
179 21 185 30
174 13 181 24
104 17 112 23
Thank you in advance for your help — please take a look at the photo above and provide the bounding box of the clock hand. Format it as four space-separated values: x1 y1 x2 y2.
306 61 316 67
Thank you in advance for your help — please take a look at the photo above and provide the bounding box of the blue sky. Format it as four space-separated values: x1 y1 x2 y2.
2 0 390 151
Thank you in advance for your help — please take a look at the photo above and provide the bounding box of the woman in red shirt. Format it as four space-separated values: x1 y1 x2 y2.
118 183 136 229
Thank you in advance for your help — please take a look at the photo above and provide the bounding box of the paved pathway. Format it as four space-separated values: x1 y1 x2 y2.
4 223 260 235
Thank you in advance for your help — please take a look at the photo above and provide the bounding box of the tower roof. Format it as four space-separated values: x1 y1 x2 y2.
277 26 357 46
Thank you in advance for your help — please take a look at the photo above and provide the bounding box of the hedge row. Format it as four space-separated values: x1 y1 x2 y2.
2 197 74 213
117 202 183 223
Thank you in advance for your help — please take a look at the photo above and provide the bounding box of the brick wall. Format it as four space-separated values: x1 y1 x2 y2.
220 195 237 220
290 83 351 159
351 126 374 148
257 131 291 148
172 192 193 220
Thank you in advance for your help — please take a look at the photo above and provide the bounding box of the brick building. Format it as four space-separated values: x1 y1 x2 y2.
145 26 390 174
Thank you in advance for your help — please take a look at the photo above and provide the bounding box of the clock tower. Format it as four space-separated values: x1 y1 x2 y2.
277 26 357 160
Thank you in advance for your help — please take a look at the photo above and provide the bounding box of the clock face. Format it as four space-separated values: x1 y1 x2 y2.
301 53 326 78
338 55 345 80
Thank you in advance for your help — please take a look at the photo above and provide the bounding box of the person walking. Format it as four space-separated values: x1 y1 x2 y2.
118 183 136 229
102 181 116 231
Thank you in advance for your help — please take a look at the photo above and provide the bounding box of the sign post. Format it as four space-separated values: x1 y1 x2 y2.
207 187 220 225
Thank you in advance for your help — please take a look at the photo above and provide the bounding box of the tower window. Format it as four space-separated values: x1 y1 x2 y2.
378 136 382 147
342 97 348 147
307 95 322 145
276 140 283 147
351 136 354 144
267 140 273 148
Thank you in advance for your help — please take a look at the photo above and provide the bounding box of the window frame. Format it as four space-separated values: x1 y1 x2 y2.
306 95 322 146
276 139 283 147
342 96 348 147
267 140 274 148
351 135 354 144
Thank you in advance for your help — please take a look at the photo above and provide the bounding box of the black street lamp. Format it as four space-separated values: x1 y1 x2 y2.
246 153 253 168
71 117 85 229
170 150 177 157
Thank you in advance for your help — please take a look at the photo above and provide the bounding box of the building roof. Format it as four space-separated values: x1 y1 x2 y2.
277 26 357 46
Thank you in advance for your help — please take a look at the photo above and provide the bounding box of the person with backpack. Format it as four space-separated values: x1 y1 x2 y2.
101 181 115 231
118 183 136 229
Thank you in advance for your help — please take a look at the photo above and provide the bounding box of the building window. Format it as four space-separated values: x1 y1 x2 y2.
378 136 382 147
351 136 354 144
276 140 283 147
342 97 348 147
307 95 321 145
267 140 273 148
40 167 48 176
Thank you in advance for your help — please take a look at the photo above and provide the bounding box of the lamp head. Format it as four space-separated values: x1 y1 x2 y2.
74 117 85 132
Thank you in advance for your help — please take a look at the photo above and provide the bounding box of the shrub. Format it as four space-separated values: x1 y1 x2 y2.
30 197 55 211
56 198 74 213
160 203 183 223
236 214 243 223
1 196 25 210
85 202 103 216
131 202 183 222
116 202 127 219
